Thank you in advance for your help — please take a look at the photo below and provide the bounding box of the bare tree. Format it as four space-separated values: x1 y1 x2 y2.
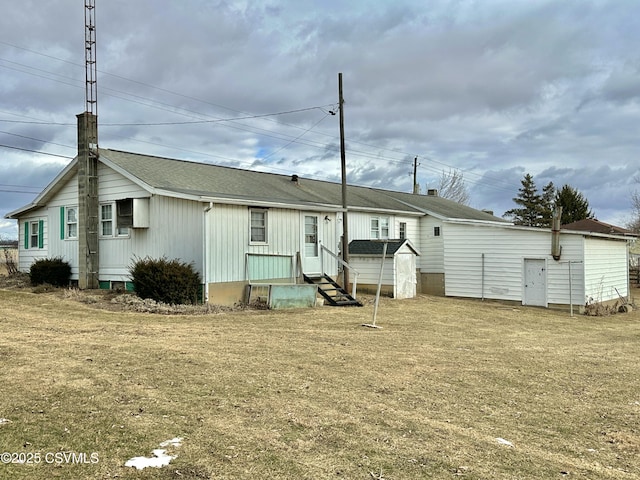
436 168 470 205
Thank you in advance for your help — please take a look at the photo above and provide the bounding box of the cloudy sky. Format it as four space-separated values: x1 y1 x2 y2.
1 0 639 239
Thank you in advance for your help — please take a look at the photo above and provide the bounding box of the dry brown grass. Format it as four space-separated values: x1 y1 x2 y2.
0 285 639 479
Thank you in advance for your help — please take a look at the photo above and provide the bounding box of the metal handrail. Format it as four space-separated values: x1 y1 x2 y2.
320 243 359 299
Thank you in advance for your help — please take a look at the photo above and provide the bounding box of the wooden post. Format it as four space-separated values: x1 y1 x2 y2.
339 72 350 292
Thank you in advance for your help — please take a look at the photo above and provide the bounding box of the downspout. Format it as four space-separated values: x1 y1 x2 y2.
551 206 563 261
203 202 213 303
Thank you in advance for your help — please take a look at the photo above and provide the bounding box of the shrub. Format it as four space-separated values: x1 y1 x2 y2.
129 256 201 305
29 257 72 287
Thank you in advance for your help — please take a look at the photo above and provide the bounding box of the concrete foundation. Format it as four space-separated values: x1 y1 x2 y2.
420 273 445 296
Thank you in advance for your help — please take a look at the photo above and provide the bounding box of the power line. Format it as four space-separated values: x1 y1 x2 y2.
0 143 73 160
0 42 519 197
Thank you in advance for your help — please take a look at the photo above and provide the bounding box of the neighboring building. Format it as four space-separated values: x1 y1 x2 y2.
562 218 637 237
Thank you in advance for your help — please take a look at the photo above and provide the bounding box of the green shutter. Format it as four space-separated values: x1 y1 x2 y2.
24 221 29 249
38 220 44 249
60 207 65 240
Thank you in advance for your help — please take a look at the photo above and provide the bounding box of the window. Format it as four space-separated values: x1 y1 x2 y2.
434 226 441 237
371 216 390 239
250 209 267 243
101 204 113 236
100 201 131 237
66 208 77 239
116 198 133 235
30 221 39 248
304 215 318 257
25 220 43 249
399 222 407 240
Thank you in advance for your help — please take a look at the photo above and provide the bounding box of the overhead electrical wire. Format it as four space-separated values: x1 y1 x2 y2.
0 40 518 196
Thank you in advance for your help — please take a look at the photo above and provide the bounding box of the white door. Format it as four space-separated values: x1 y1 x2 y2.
524 258 546 306
302 214 321 275
395 253 417 299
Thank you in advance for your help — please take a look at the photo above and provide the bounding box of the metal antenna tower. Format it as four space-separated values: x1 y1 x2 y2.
84 0 98 120
78 0 99 289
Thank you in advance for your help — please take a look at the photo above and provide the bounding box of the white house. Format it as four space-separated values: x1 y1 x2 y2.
5 121 632 309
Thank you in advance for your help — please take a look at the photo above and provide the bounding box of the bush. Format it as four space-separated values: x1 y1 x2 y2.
29 257 72 287
129 256 201 305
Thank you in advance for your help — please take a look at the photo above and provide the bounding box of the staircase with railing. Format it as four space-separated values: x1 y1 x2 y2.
302 244 362 307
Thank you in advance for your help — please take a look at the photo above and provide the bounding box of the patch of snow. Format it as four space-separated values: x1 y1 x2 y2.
496 437 514 447
125 437 184 470
159 437 183 447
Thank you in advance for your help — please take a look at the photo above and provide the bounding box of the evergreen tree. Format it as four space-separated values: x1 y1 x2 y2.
503 173 544 226
540 181 556 228
555 184 594 224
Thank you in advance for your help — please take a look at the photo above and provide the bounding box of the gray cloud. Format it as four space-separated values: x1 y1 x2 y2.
2 0 640 238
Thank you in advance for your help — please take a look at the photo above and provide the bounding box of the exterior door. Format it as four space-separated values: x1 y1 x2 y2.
395 253 417 299
524 258 546 306
302 214 321 274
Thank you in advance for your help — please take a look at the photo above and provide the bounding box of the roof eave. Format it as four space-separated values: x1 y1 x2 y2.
4 157 78 219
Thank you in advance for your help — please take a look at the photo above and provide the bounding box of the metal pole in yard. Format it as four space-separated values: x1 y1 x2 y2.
370 241 388 328
569 261 573 317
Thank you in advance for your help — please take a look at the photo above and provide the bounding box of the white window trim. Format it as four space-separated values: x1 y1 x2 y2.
371 216 390 239
66 207 78 239
29 221 40 248
100 202 130 238
249 208 268 244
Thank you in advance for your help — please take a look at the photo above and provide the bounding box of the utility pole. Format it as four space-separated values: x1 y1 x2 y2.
413 156 419 194
339 73 350 292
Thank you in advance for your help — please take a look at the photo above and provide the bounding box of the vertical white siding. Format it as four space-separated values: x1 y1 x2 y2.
17 212 48 271
584 237 629 302
97 163 148 200
419 216 444 272
444 222 588 305
349 256 395 285
99 195 203 282
346 213 419 243
207 205 338 283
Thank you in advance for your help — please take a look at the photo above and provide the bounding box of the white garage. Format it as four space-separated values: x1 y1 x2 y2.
442 220 631 309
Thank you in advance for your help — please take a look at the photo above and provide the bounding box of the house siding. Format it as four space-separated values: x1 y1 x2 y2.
47 173 79 276
207 205 338 284
584 237 628 303
443 222 589 306
18 212 48 271
419 216 444 272
99 195 203 282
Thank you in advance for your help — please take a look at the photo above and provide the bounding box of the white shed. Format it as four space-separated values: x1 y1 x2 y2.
348 239 421 299
443 220 631 309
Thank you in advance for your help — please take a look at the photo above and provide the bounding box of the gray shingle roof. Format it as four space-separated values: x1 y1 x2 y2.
349 239 418 256
100 148 506 221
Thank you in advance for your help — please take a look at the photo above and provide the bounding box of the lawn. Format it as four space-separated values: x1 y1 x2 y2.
0 284 638 479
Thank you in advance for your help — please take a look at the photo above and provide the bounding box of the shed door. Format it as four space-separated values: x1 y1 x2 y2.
524 258 546 306
395 253 416 299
